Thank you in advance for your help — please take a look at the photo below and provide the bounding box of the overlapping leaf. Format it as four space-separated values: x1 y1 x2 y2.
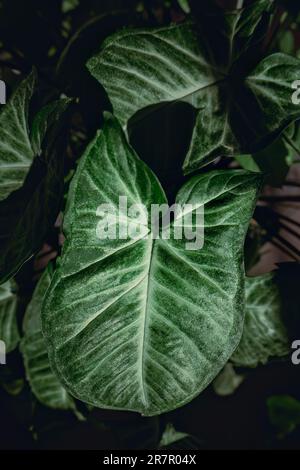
0 280 19 353
0 70 72 284
231 273 290 368
0 71 36 201
87 1 300 172
42 114 260 416
21 265 75 410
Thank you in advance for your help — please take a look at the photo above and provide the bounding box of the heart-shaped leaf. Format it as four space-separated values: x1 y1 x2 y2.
21 265 75 410
0 71 72 284
231 273 290 368
0 280 19 353
42 114 260 416
87 3 300 173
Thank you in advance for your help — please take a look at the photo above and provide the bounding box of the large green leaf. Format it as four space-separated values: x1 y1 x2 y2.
20 265 75 410
231 273 290 368
0 71 72 284
0 280 19 353
42 114 260 416
87 3 300 173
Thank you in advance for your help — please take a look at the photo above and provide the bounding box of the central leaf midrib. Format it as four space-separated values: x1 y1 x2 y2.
139 235 156 409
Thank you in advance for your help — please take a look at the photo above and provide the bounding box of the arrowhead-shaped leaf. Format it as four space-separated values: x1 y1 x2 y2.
21 265 75 410
267 395 300 437
42 114 260 416
0 71 72 284
0 280 19 353
87 3 300 173
231 273 290 368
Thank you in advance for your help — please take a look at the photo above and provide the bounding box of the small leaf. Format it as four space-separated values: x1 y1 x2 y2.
0 280 19 353
21 265 75 411
231 274 290 368
42 114 260 416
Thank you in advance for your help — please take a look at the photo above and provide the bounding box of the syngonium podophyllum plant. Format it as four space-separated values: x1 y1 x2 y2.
0 0 298 417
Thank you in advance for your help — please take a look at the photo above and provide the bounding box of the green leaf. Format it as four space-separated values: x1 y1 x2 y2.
231 273 290 368
87 3 300 172
20 265 75 410
213 363 244 396
267 395 300 438
30 99 72 156
0 70 36 202
235 155 260 173
251 136 290 187
0 280 19 353
0 71 72 284
42 114 260 416
2 378 24 396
